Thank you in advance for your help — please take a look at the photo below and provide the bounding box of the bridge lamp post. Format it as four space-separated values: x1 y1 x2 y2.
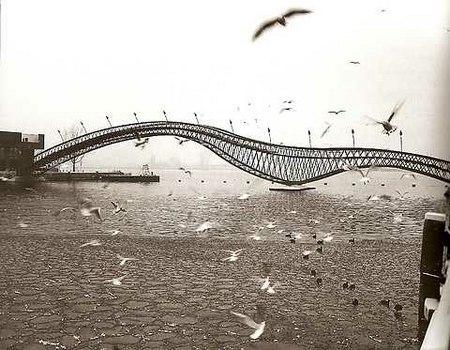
80 121 88 134
105 116 113 128
229 120 234 133
267 127 272 143
351 128 355 147
57 129 65 143
308 130 312 148
133 112 139 123
399 130 403 152
163 110 169 122
194 112 200 125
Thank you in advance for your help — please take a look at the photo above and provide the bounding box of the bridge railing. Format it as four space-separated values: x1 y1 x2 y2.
419 210 450 350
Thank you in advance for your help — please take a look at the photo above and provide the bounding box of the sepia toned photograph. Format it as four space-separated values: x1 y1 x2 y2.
0 1 449 349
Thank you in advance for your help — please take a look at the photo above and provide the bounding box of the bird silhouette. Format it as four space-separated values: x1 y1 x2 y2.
133 132 149 149
280 107 294 113
349 61 360 64
328 110 346 115
111 202 126 214
174 137 190 145
179 167 192 177
252 8 313 41
320 122 332 138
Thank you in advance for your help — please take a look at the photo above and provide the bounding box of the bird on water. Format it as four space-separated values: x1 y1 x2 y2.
252 8 313 41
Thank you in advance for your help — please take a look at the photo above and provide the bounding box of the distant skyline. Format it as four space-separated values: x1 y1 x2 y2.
1 0 449 170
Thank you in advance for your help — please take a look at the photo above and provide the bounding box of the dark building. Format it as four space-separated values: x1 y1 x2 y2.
0 131 45 176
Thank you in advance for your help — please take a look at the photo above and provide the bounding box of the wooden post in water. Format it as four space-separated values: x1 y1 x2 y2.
418 212 446 341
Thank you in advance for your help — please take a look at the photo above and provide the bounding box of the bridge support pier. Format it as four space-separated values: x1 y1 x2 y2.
418 213 446 341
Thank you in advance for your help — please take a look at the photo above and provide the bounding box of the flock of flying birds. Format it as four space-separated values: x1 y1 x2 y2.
51 162 416 341
41 5 435 343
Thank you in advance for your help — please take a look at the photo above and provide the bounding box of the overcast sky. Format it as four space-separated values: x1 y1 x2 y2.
0 0 449 169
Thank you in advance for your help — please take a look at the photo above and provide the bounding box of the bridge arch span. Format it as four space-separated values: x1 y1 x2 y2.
34 121 450 185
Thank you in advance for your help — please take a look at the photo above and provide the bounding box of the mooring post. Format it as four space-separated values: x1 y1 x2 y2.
418 212 446 341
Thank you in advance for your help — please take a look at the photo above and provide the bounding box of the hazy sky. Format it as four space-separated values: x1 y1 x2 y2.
1 0 449 169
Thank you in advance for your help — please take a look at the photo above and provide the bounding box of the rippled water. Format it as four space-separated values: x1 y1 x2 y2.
0 169 446 239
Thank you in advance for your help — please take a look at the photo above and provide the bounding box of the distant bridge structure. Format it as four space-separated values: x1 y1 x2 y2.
34 121 450 185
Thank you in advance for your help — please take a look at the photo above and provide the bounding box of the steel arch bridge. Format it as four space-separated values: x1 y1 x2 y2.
34 121 450 185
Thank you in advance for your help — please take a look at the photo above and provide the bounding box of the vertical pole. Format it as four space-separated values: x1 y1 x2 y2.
106 116 112 127
229 120 234 133
308 130 312 148
267 127 271 143
80 121 87 134
418 212 446 341
351 129 355 147
57 130 65 143
194 113 200 125
163 110 169 122
400 130 403 152
133 112 139 123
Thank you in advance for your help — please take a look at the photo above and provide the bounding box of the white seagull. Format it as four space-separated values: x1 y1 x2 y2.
223 249 244 262
117 254 138 266
230 311 266 339
260 276 270 290
104 274 128 286
79 199 102 221
80 239 101 248
400 173 416 180
395 190 409 200
267 282 281 294
238 193 250 200
195 221 212 233
109 230 121 236
365 100 405 135
348 164 376 184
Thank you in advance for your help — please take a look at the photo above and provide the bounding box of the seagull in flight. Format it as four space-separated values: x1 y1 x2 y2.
238 193 250 200
328 110 346 115
230 311 266 339
55 207 78 216
195 221 212 233
133 132 149 149
174 137 190 145
395 190 409 200
283 100 294 104
80 239 101 248
400 173 416 180
117 254 138 266
266 281 281 294
252 8 313 41
349 61 360 64
320 122 332 138
366 100 405 135
111 202 126 214
223 249 244 262
79 199 102 221
345 164 375 184
179 167 192 177
280 107 294 113
104 274 128 286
